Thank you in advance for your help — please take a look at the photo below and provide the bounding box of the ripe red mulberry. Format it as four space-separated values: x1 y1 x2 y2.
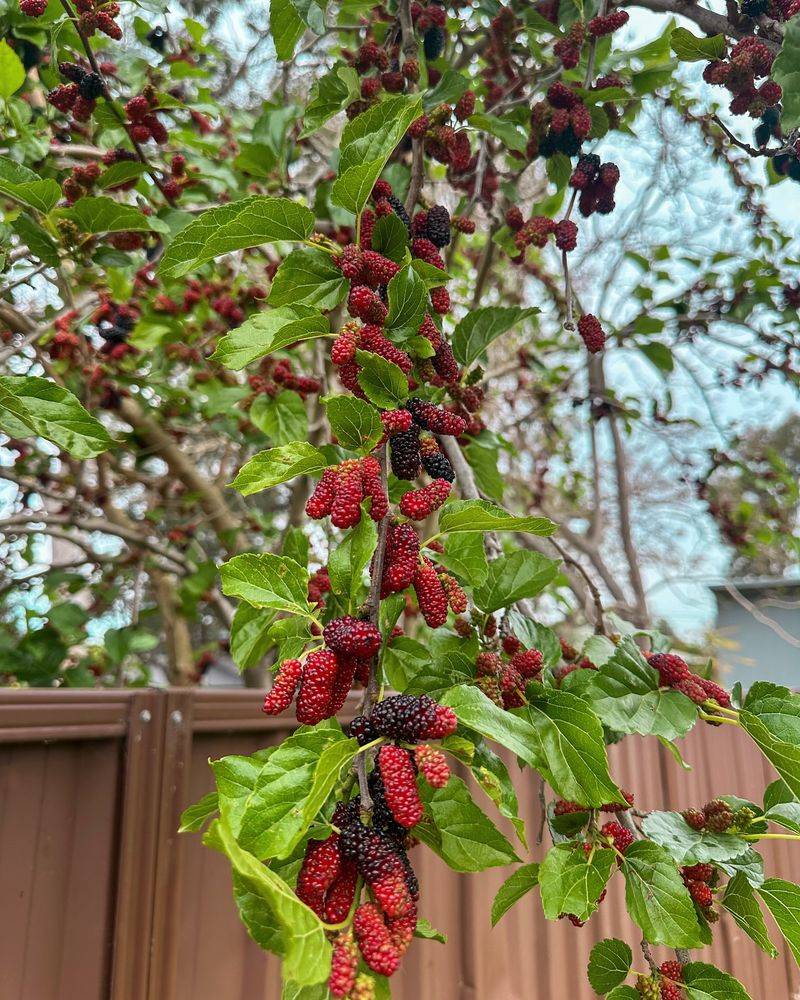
413 559 449 627
354 903 401 977
296 649 339 724
601 820 634 855
649 652 690 687
382 521 420 595
324 616 382 658
682 808 706 831
378 744 424 827
348 285 388 324
687 880 713 907
262 658 302 715
577 313 605 353
329 932 358 998
510 647 543 679
407 397 466 436
400 479 451 520
381 409 413 434
296 833 341 916
21 0 48 14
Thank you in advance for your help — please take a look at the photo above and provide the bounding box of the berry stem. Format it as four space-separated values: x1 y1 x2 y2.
354 736 385 756
702 700 739 716
742 833 800 841
698 711 740 726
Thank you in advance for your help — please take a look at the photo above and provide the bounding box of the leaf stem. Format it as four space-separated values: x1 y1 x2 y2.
742 833 800 842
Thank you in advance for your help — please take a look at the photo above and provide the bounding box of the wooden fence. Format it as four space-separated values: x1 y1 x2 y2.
0 687 797 1000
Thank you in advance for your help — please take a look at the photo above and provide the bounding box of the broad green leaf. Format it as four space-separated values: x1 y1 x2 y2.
328 512 377 609
491 864 539 926
740 686 800 800
539 843 614 921
585 637 699 741
452 306 539 367
469 741 527 845
213 751 275 837
622 840 709 948
269 248 348 310
416 775 520 871
324 395 383 453
0 155 60 213
205 819 330 984
670 27 727 62
639 342 674 374
385 265 427 342
211 306 329 369
0 375 113 459
606 990 639 1000
270 0 305 61
229 603 275 671
773 17 800 129
437 499 557 537
237 723 347 859
382 636 432 692
232 442 329 496
12 214 60 267
440 685 544 771
763 779 800 834
179 791 219 833
0 40 25 99
473 549 559 613
717 849 765 889
721 872 777 957
641 811 748 865
758 878 800 965
414 918 447 943
97 160 148 189
355 350 408 408
468 112 528 153
681 962 752 999
587 939 633 995
220 553 312 617
371 213 410 262
57 196 159 235
281 983 330 1000
250 390 308 446
423 68 470 109
158 196 315 281
517 688 625 806
300 64 360 137
438 531 489 588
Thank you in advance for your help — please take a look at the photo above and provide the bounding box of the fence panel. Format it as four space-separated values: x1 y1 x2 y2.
1 688 798 1000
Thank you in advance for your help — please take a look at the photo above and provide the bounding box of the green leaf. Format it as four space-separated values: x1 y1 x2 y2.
97 160 149 189
232 442 329 496
606 990 640 1000
622 841 709 948
324 395 383 453
229 604 275 671
371 213 410 262
57 196 159 235
441 685 544 771
473 549 559 613
539 843 614 921
0 375 113 459
211 306 329 370
205 819 330 984
758 878 800 965
381 636 433 692
416 775 520 871
0 155 60 213
469 741 527 846
300 64 360 137
251 390 308 446
585 637 699 741
639 342 674 374
355 350 408 408
641 811 748 865
213 752 275 836
423 68 469 109
587 939 633 995
12 214 60 267
179 791 219 833
670 27 727 62
468 112 528 153
385 264 427 342
332 95 422 214
763 779 800 834
681 962 752 999
237 723 348 859
517 688 625 807
414 917 447 943
740 685 800 800
491 864 540 926
158 196 315 281
220 553 313 617
717 849 765 889
438 531 489 587
438 499 557 537
721 872 778 957
328 513 377 609
269 248 348 310
270 0 324 61
452 306 539 367
773 17 800 129
0 40 25 99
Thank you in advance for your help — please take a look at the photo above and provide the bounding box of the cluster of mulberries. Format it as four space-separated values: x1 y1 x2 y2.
349 693 457 744
410 235 451 316
124 89 169 144
681 862 718 920
475 641 543 709
554 790 635 815
569 154 620 216
529 83 592 160
413 556 466 626
657 961 686 1000
91 296 139 360
420 437 455 482
47 61 107 122
588 10 630 35
703 37 780 117
296 812 359 925
247 357 321 400
399 479 452 520
553 639 599 685
305 457 388 529
600 820 634 856
308 567 331 608
406 397 467 436
331 322 413 398
509 213 579 254
554 22 586 70
681 797 754 833
346 37 419 111
409 104 499 204
411 204 452 249
386 399 464 478
410 0 448 61
380 522 420 597
361 180 411 244
647 652 732 709
336 245 400 288
262 646 364 724
46 311 81 363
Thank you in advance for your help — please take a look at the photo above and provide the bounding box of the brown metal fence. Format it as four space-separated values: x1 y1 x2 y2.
0 687 797 1000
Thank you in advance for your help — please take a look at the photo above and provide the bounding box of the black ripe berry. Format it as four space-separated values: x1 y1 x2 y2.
425 205 451 248
424 26 446 60
389 426 421 480
79 72 105 100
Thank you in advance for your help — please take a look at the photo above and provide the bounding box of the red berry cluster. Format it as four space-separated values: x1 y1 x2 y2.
554 789 635 815
48 61 106 122
703 38 780 116
91 296 139 359
681 861 717 919
554 22 586 70
377 744 424 828
569 153 620 216
409 104 498 202
331 322 413 398
380 522 420 597
600 820 635 856
262 648 362 724
658 961 686 1000
412 558 449 627
323 616 382 658
399 478 451 519
647 652 732 708
47 310 81 362
510 213 579 254
405 397 466 436
308 567 331 608
474 640 544 709
20 0 48 14
349 693 457 744
588 10 630 36
529 82 592 160
248 357 321 400
306 457 388 528
347 37 419 112
124 90 169 144
73 0 122 38
577 313 606 354
680 796 749 833
335 245 400 287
